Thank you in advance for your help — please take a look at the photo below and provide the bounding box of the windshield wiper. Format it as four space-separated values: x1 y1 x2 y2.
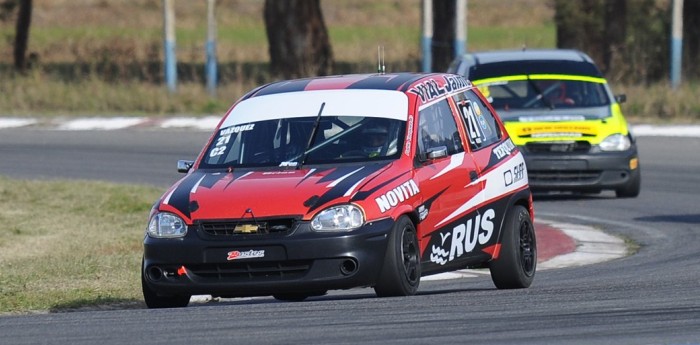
525 76 555 109
297 102 326 169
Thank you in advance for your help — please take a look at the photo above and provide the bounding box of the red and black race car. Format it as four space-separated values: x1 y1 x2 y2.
142 72 536 308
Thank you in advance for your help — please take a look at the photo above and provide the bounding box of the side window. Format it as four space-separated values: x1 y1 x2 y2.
416 99 464 158
454 90 501 151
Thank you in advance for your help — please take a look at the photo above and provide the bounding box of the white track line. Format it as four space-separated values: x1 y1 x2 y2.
58 117 148 130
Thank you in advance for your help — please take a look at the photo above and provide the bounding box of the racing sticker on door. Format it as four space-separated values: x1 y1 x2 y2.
428 208 497 265
424 197 510 268
458 99 493 147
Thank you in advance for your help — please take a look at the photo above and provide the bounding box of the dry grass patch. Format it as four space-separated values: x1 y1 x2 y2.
0 177 163 314
618 83 700 123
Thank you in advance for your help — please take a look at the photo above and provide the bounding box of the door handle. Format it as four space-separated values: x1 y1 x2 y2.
469 170 479 182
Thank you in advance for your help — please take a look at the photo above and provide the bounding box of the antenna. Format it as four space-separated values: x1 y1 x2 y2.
377 45 385 74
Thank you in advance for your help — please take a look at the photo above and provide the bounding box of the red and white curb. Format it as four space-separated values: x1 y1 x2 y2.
0 116 222 131
535 219 628 269
422 218 628 281
2 117 700 137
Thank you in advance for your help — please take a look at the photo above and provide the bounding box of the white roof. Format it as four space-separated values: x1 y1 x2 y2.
220 89 409 128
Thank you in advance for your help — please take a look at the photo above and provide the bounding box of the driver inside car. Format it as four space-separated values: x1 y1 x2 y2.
361 122 389 158
540 81 575 106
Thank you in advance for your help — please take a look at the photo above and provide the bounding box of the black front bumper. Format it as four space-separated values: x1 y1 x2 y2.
143 218 394 297
523 146 639 192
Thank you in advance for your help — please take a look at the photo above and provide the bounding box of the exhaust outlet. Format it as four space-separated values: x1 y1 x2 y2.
340 259 358 276
148 266 164 281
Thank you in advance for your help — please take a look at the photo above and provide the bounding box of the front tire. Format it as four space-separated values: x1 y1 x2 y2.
142 261 190 309
374 216 421 297
489 205 536 289
616 167 641 198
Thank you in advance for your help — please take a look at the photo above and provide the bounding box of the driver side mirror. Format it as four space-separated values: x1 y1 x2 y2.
427 146 449 160
615 94 627 104
177 160 194 173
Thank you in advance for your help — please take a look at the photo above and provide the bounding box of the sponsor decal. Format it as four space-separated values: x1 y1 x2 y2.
458 99 493 146
504 162 525 187
375 179 420 213
220 123 255 135
443 75 469 93
227 249 265 261
418 205 429 221
530 132 583 138
429 209 495 265
210 124 255 158
404 114 414 155
516 123 595 137
518 115 585 122
262 171 297 175
409 80 446 103
493 139 516 160
409 76 469 103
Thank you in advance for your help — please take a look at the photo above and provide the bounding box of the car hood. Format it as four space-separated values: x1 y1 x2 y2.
496 105 625 145
158 163 397 222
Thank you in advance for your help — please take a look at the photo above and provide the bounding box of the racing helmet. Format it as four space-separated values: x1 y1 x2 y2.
361 121 389 157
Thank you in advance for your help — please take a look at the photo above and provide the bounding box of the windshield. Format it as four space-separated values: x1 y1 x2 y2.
476 78 610 111
200 116 406 169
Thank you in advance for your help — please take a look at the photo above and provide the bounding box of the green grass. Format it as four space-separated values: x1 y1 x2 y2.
0 177 162 314
0 73 256 117
468 24 556 50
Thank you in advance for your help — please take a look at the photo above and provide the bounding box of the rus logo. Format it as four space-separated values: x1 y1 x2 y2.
430 209 496 265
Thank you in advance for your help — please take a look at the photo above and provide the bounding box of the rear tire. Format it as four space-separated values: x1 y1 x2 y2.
489 205 536 289
142 261 190 309
374 216 421 297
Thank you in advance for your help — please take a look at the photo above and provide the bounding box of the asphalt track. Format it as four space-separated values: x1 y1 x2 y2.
1 128 700 344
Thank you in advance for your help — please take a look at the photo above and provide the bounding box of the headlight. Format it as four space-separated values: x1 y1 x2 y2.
599 134 631 151
147 212 187 238
311 204 364 231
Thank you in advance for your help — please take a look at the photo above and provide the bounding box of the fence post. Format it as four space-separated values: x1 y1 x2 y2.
206 0 218 96
421 0 433 73
670 0 683 89
163 0 177 93
454 0 467 59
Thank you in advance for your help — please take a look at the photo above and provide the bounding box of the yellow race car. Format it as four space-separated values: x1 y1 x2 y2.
448 49 640 198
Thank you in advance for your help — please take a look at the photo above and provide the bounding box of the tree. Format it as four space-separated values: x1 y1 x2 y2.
431 0 456 73
553 0 668 84
1 0 33 72
13 0 32 71
684 0 700 79
602 0 626 76
553 0 608 71
263 0 333 79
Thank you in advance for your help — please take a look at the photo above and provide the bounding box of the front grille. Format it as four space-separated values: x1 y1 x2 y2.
197 218 298 237
525 141 591 153
529 170 601 183
187 260 311 282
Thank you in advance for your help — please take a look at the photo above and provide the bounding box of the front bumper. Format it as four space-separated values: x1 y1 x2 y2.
523 146 639 192
143 218 394 297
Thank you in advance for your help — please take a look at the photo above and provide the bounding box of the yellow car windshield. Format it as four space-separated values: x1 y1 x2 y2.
475 75 610 111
